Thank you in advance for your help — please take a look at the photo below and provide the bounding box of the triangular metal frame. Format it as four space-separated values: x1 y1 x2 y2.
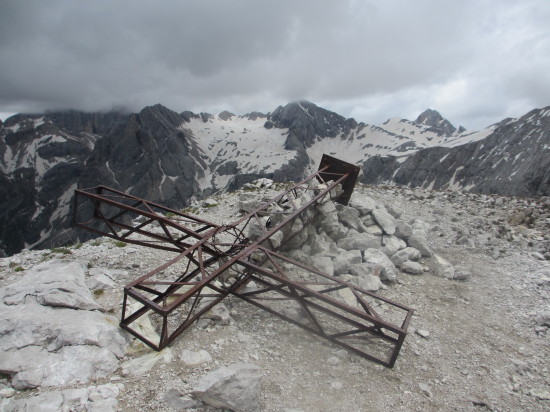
73 155 413 367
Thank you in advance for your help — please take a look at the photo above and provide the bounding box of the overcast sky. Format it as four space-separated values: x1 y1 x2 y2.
1 0 549 130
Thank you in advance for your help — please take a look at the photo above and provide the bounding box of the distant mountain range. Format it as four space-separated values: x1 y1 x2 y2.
1 101 549 255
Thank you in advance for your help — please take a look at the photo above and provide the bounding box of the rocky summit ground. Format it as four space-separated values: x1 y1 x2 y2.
0 183 549 411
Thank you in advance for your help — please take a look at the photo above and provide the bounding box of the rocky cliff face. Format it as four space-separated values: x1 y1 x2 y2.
0 106 204 255
361 106 550 197
0 113 106 255
81 105 203 205
0 102 548 255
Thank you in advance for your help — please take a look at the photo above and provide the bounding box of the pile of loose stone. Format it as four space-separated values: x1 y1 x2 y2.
240 180 461 294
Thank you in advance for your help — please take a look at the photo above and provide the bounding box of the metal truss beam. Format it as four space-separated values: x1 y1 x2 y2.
73 154 413 367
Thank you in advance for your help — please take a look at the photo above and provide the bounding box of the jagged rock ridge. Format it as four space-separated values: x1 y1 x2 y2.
0 101 548 255
362 106 550 197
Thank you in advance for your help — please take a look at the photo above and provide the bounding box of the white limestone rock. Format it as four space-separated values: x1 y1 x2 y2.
318 199 337 215
309 233 338 256
380 235 407 257
349 196 378 215
164 389 202 410
372 208 396 235
247 217 267 241
2 260 100 310
337 232 381 251
0 260 127 390
192 363 262 412
239 192 261 213
121 348 173 376
209 303 231 325
0 383 123 412
319 214 348 240
348 264 384 291
400 261 425 275
86 270 116 291
365 224 383 236
333 250 362 275
362 249 399 283
390 247 423 266
408 230 432 257
3 344 122 390
431 254 455 279
280 219 309 250
394 220 413 240
337 206 367 232
383 202 403 219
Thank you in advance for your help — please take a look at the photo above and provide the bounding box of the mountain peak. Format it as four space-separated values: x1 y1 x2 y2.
269 100 357 149
414 109 457 135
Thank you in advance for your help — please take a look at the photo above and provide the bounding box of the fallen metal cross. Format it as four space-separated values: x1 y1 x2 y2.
73 154 413 367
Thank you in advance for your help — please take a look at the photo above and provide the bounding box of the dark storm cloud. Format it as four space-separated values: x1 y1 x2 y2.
0 0 549 129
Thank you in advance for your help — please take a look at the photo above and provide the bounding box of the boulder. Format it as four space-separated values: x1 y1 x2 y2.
362 249 398 283
535 310 550 327
394 220 413 240
431 254 455 279
279 219 309 250
349 196 378 215
2 260 100 310
390 247 422 266
318 199 337 215
348 264 384 291
407 230 432 257
319 214 348 240
86 270 116 291
247 217 267 241
361 214 375 226
309 233 337 256
400 261 425 275
164 389 202 410
365 224 383 236
384 202 403 219
357 274 384 291
333 250 362 275
372 208 396 235
192 363 262 412
0 260 127 390
337 232 381 251
209 303 231 325
337 206 367 232
285 250 313 266
380 235 407 257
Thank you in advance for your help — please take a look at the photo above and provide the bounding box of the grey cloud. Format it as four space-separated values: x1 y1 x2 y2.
0 0 548 129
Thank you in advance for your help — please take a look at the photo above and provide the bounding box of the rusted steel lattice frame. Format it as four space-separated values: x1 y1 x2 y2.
73 155 413 367
118 164 356 348
73 185 223 254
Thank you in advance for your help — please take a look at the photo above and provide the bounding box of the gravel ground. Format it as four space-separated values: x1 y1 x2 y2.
1 184 548 411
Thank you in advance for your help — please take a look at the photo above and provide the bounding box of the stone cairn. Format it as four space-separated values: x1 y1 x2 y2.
239 179 456 294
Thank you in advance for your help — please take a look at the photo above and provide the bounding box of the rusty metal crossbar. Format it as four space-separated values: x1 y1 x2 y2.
73 154 413 367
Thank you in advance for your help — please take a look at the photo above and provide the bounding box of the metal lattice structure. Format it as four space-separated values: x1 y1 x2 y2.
73 154 413 367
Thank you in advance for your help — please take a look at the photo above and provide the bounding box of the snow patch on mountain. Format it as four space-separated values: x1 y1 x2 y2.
181 114 296 191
